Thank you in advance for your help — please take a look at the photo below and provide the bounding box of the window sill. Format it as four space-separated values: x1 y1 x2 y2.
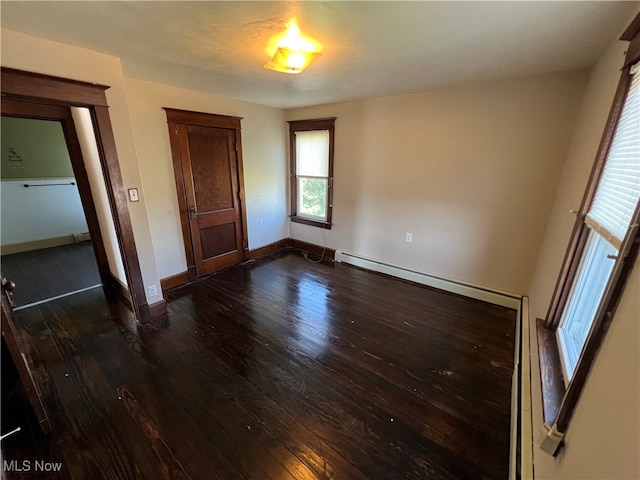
535 318 566 426
290 216 332 229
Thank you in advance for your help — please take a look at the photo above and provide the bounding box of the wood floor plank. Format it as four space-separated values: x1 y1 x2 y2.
177 261 513 471
13 298 146 479
2 251 516 479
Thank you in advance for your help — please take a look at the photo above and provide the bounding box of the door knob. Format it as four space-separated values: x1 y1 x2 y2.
1 277 15 291
188 205 197 221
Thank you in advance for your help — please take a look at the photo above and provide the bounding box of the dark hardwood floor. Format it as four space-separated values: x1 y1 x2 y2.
1 250 516 479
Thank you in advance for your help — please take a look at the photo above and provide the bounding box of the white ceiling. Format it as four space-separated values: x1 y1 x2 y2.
1 1 638 109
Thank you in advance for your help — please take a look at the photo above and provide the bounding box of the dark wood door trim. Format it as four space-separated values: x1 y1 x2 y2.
164 108 248 280
0 67 109 107
91 105 150 322
1 67 151 323
1 278 52 433
1 99 111 288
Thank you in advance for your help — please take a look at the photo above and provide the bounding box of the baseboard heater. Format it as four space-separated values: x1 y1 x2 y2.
335 250 521 310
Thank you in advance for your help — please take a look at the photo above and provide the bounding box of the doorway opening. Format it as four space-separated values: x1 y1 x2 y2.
1 67 150 323
1 108 126 309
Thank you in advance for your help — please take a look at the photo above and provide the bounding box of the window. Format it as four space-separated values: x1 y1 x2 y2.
289 118 336 228
556 62 640 383
556 228 619 381
538 16 640 453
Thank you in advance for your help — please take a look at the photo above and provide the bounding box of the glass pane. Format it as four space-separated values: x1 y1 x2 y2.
296 130 329 177
557 229 618 381
297 177 327 220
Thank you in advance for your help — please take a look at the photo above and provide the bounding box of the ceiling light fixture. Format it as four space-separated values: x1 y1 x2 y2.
264 19 322 74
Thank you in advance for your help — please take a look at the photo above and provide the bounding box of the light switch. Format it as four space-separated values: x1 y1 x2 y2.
128 188 139 202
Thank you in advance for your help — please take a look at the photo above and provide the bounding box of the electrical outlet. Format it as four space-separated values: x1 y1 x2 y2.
405 232 413 243
148 285 157 297
259 218 264 227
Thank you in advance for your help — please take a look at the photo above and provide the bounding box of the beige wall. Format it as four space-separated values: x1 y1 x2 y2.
122 78 289 280
72 107 128 285
1 29 161 303
527 28 640 480
0 29 591 299
0 29 289 293
287 72 588 294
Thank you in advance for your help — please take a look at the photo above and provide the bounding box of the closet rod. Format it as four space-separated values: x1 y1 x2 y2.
23 182 76 188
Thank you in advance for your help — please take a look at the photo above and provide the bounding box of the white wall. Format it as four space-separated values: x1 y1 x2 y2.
528 23 640 480
0 178 88 246
1 115 88 249
122 77 289 280
1 28 161 303
286 71 588 295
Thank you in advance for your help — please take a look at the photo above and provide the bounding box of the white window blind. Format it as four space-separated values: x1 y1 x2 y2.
586 62 640 249
296 130 329 177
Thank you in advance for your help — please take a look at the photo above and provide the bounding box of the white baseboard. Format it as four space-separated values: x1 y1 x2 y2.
509 297 535 480
520 297 534 479
335 250 522 310
1 235 76 255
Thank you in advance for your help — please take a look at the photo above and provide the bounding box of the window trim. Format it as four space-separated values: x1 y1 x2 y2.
288 117 336 229
537 15 640 453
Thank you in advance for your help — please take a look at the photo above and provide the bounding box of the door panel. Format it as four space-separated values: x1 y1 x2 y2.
189 127 235 211
177 124 245 277
200 223 237 259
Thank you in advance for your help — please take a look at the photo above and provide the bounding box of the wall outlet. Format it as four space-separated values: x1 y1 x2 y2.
148 285 157 297
259 218 264 227
405 232 413 243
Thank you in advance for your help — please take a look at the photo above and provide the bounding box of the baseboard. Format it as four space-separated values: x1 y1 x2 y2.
1 235 75 255
160 238 334 290
509 298 524 480
137 302 152 324
247 238 289 259
149 299 167 319
107 273 132 310
161 238 311 290
160 271 190 292
289 239 335 265
519 297 534 479
162 243 519 309
335 250 521 310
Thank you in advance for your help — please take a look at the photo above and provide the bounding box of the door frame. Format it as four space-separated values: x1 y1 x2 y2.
164 108 248 281
1 99 113 288
1 67 151 323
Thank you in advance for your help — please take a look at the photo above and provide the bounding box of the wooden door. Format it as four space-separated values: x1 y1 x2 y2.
166 110 247 280
1 275 52 433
